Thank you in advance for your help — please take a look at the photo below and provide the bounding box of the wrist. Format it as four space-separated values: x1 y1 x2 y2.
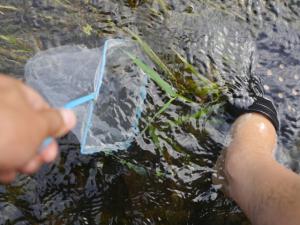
224 113 277 197
230 113 277 155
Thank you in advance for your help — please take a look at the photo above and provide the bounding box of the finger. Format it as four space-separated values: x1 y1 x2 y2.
20 84 49 110
19 158 42 175
38 109 76 138
19 142 58 174
0 171 17 184
39 141 58 163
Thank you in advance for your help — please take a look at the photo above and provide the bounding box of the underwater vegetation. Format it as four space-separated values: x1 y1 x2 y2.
3 0 300 224
126 28 225 133
0 0 228 178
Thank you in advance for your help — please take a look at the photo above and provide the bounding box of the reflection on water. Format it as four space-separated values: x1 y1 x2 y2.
0 0 300 224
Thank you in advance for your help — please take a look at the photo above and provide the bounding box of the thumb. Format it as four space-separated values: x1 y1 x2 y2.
38 109 76 138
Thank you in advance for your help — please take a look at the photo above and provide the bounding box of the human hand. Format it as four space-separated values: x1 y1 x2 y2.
226 74 264 109
0 74 76 183
224 69 279 131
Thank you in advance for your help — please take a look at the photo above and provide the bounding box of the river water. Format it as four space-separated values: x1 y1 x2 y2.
0 0 300 224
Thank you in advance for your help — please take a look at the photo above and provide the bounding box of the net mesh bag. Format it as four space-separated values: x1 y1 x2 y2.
25 39 148 154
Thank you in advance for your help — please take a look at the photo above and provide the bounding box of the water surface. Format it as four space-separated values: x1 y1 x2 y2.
0 1 300 224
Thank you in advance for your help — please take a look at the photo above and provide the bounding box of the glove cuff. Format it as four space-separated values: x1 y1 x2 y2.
226 96 279 132
246 96 279 132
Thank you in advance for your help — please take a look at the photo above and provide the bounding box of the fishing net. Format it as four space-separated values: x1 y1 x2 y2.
25 39 148 154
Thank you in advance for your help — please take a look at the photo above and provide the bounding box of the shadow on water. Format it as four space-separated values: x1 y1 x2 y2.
1 0 300 224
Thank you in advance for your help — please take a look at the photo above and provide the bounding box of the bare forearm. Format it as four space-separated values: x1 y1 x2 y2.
225 113 300 225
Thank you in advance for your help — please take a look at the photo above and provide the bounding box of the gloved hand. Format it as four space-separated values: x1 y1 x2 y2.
224 73 279 132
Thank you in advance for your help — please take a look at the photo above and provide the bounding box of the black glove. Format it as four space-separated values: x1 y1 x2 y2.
225 74 279 132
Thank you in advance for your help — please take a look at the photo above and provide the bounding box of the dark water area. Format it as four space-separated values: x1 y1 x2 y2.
0 0 300 224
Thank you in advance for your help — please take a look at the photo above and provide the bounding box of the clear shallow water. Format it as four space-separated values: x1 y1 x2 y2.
0 0 300 224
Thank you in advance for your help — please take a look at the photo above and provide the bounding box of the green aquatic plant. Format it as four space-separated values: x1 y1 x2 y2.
172 48 222 98
142 97 177 133
127 53 177 97
127 0 169 14
0 4 18 14
103 150 148 176
0 35 18 46
125 29 222 99
53 0 71 7
0 5 18 10
119 159 148 176
0 34 32 67
127 0 140 8
128 53 201 130
0 35 32 53
126 39 225 170
174 102 224 126
172 48 211 85
155 0 169 15
125 29 224 132
0 47 29 62
125 28 174 81
82 24 93 36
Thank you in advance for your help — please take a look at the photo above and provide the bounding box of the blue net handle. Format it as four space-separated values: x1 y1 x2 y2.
64 93 96 109
80 40 108 153
40 92 96 151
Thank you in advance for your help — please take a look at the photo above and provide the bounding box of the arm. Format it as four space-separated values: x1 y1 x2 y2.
225 113 300 225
